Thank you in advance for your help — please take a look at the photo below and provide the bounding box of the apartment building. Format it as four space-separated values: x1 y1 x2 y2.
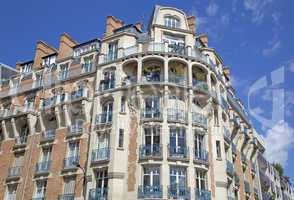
0 4 293 200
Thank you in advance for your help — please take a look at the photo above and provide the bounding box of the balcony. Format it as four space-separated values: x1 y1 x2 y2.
139 144 162 160
167 109 187 123
141 109 162 122
192 112 207 129
63 156 79 170
70 89 86 101
99 79 115 92
42 96 57 110
123 45 138 57
91 148 110 164
88 188 108 200
168 74 186 86
58 194 75 200
167 43 187 56
6 166 22 181
168 185 190 200
167 145 189 161
244 181 250 194
194 149 209 165
192 80 209 94
95 113 113 127
226 160 234 177
35 161 51 175
138 185 162 199
142 74 163 84
14 136 28 148
195 189 211 200
67 124 83 137
41 130 55 143
121 76 137 87
224 127 231 143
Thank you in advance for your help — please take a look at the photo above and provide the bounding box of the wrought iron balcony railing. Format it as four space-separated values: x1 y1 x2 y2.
35 161 51 174
168 145 189 160
195 189 211 200
192 80 209 94
15 136 28 146
139 144 162 159
99 79 115 91
168 74 186 86
194 149 209 163
58 194 75 200
138 185 162 199
91 148 110 163
168 185 190 200
67 124 83 136
141 109 162 120
192 112 207 128
96 113 113 125
88 188 108 200
167 108 187 123
41 130 55 142
7 166 22 178
63 156 79 169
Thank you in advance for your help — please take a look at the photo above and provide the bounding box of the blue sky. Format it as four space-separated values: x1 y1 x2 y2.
1 0 294 179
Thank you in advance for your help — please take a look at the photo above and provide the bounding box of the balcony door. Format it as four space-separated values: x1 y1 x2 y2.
68 142 79 158
170 167 187 189
96 169 108 196
102 101 113 123
41 148 51 163
170 127 186 154
195 133 205 158
35 181 47 198
108 41 118 60
143 166 160 187
195 170 207 191
144 126 160 155
97 133 109 158
144 96 160 118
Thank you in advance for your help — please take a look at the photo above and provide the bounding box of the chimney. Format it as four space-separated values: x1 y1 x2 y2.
198 34 208 47
223 67 230 80
187 16 196 33
57 33 78 61
134 22 143 32
32 41 57 69
105 16 124 37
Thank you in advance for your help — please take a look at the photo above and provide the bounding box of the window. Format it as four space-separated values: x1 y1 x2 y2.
101 101 113 123
170 167 187 187
82 56 93 73
34 181 47 199
144 126 160 155
63 177 76 195
108 41 118 60
118 129 124 148
5 184 17 200
164 16 180 28
144 96 160 118
195 133 205 158
216 141 222 159
59 63 69 80
143 166 160 187
170 127 186 154
95 168 108 197
120 97 126 113
97 133 109 150
14 153 24 167
20 63 32 74
41 147 52 162
42 55 56 67
195 170 207 190
68 142 79 158
101 70 115 90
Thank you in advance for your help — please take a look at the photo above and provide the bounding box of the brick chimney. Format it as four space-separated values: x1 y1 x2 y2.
198 34 208 47
105 16 124 37
32 41 57 69
187 16 196 33
57 33 78 61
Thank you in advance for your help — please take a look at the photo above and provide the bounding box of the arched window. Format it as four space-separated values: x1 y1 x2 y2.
164 16 180 28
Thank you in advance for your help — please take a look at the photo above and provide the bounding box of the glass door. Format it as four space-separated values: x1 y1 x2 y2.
170 127 186 156
144 126 160 156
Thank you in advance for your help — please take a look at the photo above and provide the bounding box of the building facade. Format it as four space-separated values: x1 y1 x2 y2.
0 5 293 200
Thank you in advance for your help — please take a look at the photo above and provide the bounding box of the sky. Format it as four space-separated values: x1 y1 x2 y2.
0 0 294 179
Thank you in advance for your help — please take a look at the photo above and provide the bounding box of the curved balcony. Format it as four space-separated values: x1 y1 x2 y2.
167 145 189 161
91 148 110 164
41 129 55 143
138 185 162 199
95 113 113 127
168 185 190 200
167 108 187 123
194 149 209 165
192 80 209 94
192 112 207 129
88 188 108 200
168 74 186 86
67 124 83 137
141 109 162 122
195 189 211 200
139 144 162 160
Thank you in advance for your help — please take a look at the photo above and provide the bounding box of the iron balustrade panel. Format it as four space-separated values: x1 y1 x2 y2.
168 145 189 160
91 148 110 162
96 113 113 125
63 156 79 169
67 124 83 136
15 136 28 145
42 130 56 141
7 166 22 178
58 194 75 200
192 80 209 94
194 149 209 162
99 79 115 91
167 109 187 123
35 161 51 173
141 109 162 120
168 185 191 200
195 189 212 200
139 144 162 159
137 185 163 198
168 74 186 86
192 112 207 128
88 188 108 200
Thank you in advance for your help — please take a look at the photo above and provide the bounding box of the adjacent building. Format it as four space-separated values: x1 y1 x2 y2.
0 5 292 200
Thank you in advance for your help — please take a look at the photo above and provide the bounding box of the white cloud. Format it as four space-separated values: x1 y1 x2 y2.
262 40 281 57
206 2 219 17
264 121 294 166
243 0 273 24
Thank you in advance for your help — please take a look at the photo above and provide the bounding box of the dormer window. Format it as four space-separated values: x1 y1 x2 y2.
42 55 56 68
164 16 180 29
20 63 33 74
